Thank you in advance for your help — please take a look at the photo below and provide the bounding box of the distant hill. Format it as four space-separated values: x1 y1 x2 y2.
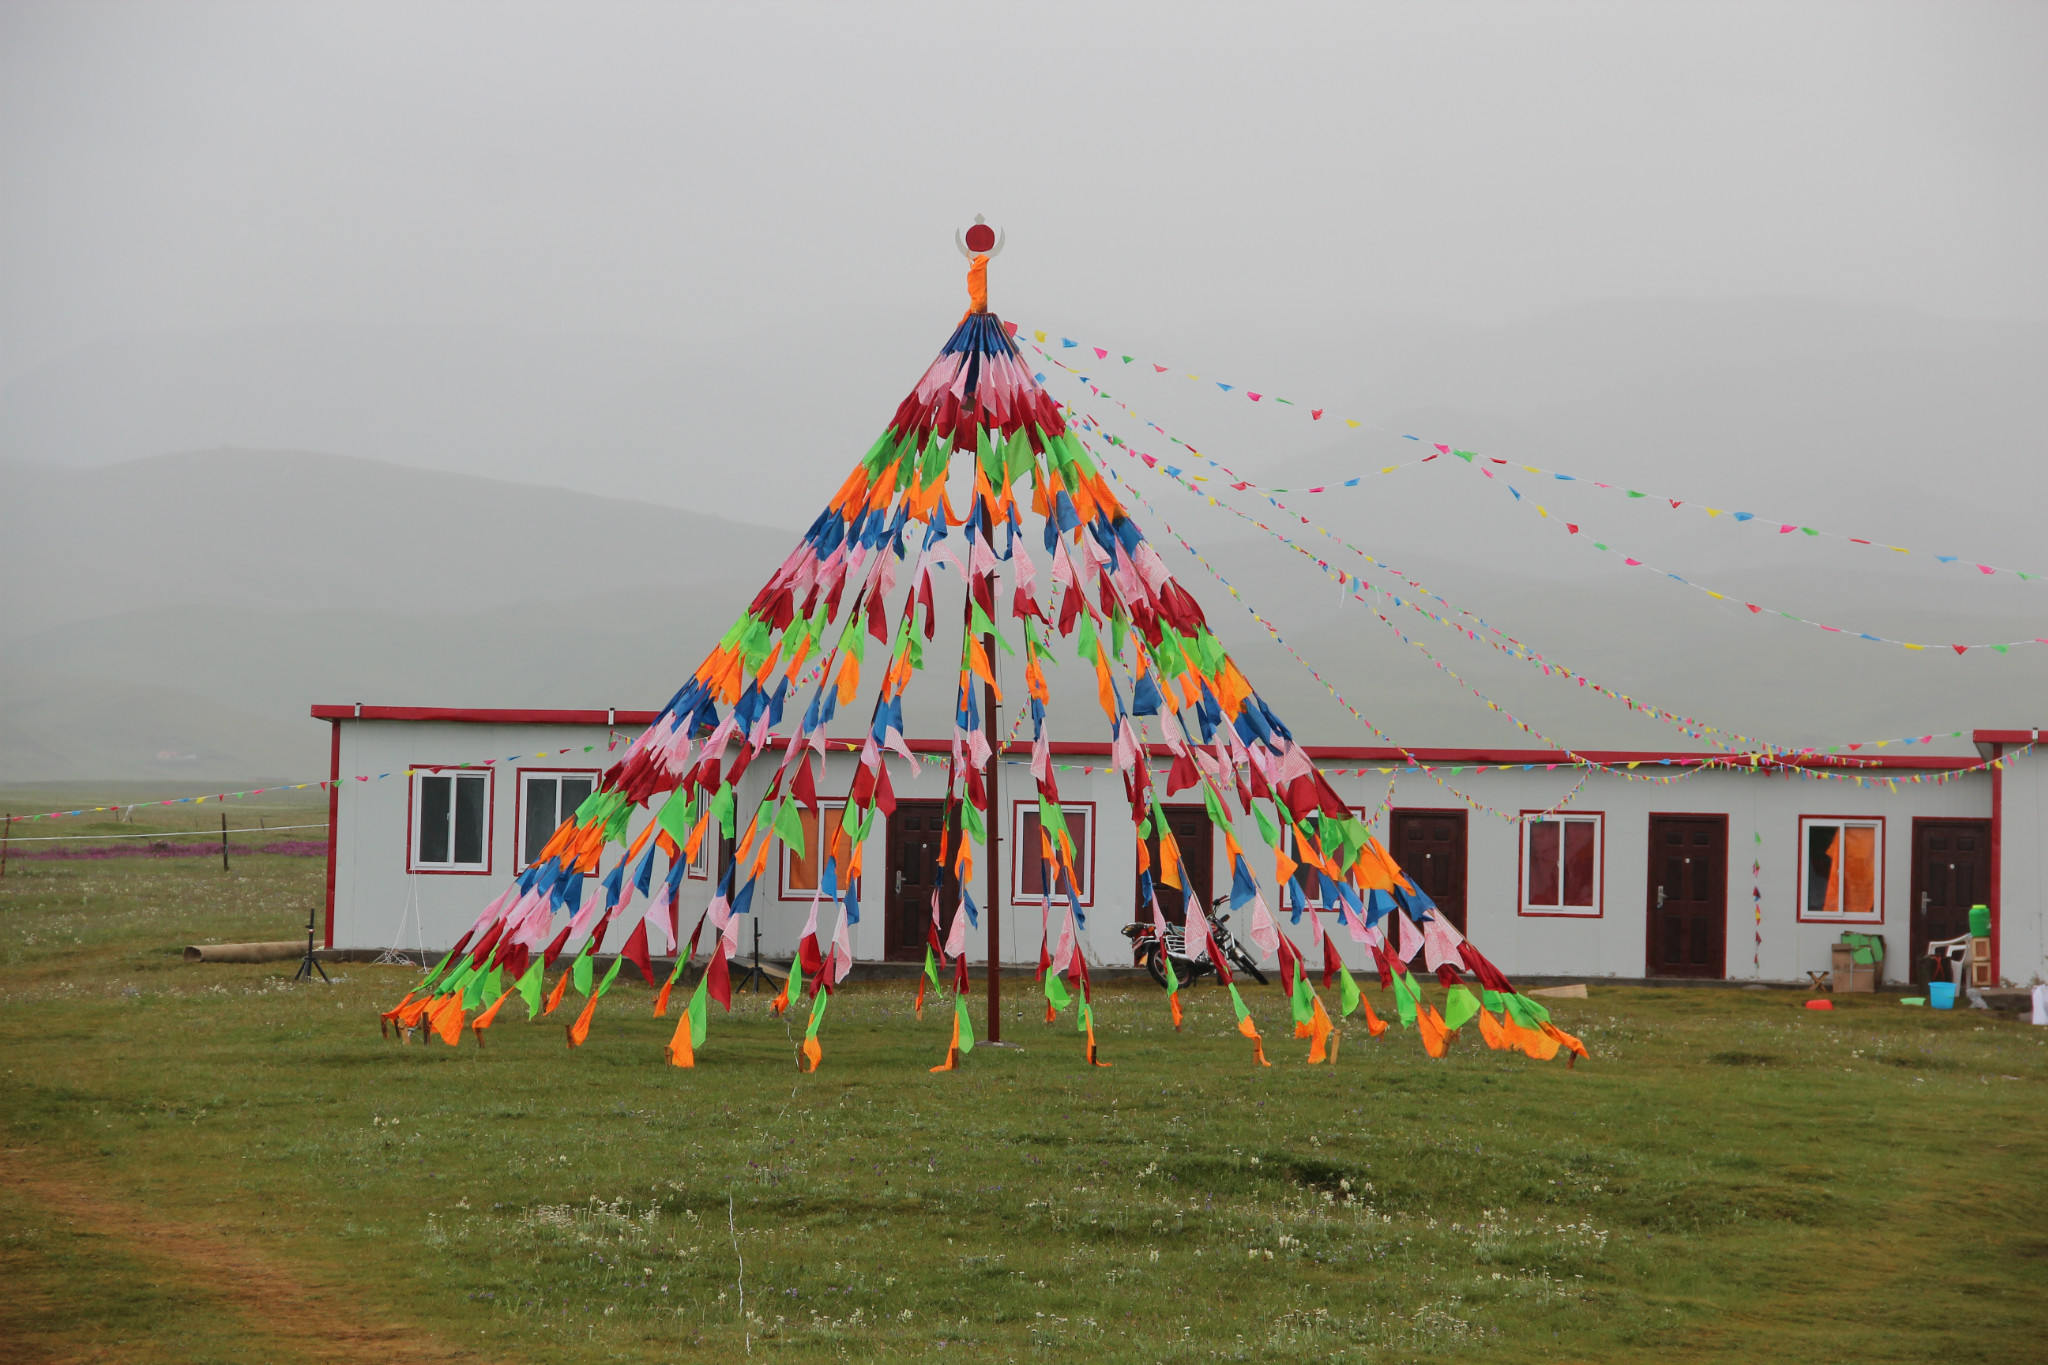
0 448 790 641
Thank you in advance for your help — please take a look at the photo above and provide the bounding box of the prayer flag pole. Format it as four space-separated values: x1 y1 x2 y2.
983 586 1003 1043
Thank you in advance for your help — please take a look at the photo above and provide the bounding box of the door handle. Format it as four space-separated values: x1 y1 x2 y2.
895 870 906 893
1656 886 1666 909
1921 892 1930 912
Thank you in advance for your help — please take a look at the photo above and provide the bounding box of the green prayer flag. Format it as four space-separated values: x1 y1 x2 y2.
805 988 830 1040
1163 954 1180 996
1227 983 1252 1024
1044 969 1072 1013
573 947 595 996
1290 972 1315 1026
955 995 975 1054
419 941 463 992
1337 964 1362 1018
1076 999 1092 1036
593 955 625 999
922 944 940 989
656 787 698 843
772 797 806 859
688 974 710 1048
1252 803 1278 848
460 964 487 1011
514 960 546 1016
1391 970 1420 1027
1481 988 1506 1015
1442 984 1480 1031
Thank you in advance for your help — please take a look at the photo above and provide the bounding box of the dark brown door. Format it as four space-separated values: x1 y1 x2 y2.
1389 809 1468 933
1137 804 1213 927
1646 815 1726 978
1910 820 1989 983
884 801 960 960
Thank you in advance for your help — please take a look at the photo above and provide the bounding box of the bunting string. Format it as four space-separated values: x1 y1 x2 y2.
1033 342 1983 761
1448 456 2048 654
1020 325 2047 585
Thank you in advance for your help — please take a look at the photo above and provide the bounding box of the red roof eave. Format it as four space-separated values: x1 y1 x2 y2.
313 704 1986 773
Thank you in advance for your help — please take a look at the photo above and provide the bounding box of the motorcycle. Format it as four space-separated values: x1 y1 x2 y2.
1122 897 1269 989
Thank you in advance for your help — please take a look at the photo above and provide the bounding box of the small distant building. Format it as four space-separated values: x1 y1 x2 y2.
312 704 2045 988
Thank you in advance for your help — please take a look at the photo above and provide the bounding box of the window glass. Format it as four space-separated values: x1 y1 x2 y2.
522 777 559 867
1528 822 1560 906
786 807 825 893
453 774 487 865
1522 814 1600 914
418 776 452 864
522 775 598 866
1014 804 1092 904
1801 819 1881 916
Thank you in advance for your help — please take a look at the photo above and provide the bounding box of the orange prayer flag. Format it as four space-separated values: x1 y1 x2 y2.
801 1034 823 1072
565 991 600 1048
1540 1020 1589 1068
1236 1011 1272 1067
1359 995 1389 1038
470 988 515 1044
542 970 571 1018
1475 1005 1511 1051
429 993 465 1046
930 1010 962 1072
1416 1005 1449 1059
379 991 418 1039
1307 997 1333 1063
664 1010 695 1067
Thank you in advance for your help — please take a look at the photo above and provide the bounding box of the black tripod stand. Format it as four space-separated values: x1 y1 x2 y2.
729 916 769 993
293 902 331 984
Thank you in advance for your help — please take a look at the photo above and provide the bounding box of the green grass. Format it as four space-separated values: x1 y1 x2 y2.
2 836 2044 1363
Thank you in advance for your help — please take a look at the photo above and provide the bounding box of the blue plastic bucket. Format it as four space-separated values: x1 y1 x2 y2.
1928 982 1957 1010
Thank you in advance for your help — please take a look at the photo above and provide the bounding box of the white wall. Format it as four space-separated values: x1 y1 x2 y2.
1999 744 2046 986
327 718 1992 983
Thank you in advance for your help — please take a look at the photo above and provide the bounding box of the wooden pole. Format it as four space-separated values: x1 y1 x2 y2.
220 811 230 872
983 573 1002 1044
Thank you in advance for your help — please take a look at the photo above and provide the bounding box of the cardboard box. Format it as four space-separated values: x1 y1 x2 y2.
1831 942 1878 992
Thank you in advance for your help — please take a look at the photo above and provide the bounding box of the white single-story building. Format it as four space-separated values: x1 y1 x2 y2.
313 704 2045 988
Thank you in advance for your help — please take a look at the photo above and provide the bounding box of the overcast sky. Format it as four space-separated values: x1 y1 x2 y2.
4 0 2042 383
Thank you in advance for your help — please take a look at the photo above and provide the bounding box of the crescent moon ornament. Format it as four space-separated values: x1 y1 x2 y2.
956 215 1002 315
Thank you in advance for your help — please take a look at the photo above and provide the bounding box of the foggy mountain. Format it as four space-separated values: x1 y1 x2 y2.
2 298 2043 783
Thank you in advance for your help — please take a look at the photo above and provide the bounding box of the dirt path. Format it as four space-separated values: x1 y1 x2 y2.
1 1146 483 1365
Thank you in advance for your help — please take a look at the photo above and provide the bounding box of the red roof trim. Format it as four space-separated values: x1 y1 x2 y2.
310 705 1984 772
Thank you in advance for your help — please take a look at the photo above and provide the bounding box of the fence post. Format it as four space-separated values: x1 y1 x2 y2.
221 812 230 872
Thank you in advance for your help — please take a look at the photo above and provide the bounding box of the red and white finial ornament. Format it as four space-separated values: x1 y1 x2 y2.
955 214 1004 258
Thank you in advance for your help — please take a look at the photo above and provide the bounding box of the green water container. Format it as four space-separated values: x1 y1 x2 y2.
1969 904 1991 938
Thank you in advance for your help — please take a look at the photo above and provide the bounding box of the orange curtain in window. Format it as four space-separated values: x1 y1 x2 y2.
1842 826 1875 915
1821 827 1876 915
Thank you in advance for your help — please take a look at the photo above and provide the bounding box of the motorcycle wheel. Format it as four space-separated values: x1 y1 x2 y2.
1142 946 1172 991
1230 949 1269 986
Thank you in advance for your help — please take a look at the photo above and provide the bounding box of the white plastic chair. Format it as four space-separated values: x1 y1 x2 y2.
1923 932 1971 989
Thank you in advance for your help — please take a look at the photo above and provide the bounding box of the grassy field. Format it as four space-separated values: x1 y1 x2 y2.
1 804 2043 1364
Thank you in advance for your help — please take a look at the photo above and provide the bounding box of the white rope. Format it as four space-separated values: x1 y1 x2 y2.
4 822 328 843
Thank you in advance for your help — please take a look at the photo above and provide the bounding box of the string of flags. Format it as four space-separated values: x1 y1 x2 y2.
1449 458 2048 654
1022 326 2045 585
1033 342 1986 763
1030 345 2043 654
1117 456 2028 795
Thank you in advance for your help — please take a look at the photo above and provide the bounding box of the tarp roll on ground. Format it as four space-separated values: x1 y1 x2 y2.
183 941 306 963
